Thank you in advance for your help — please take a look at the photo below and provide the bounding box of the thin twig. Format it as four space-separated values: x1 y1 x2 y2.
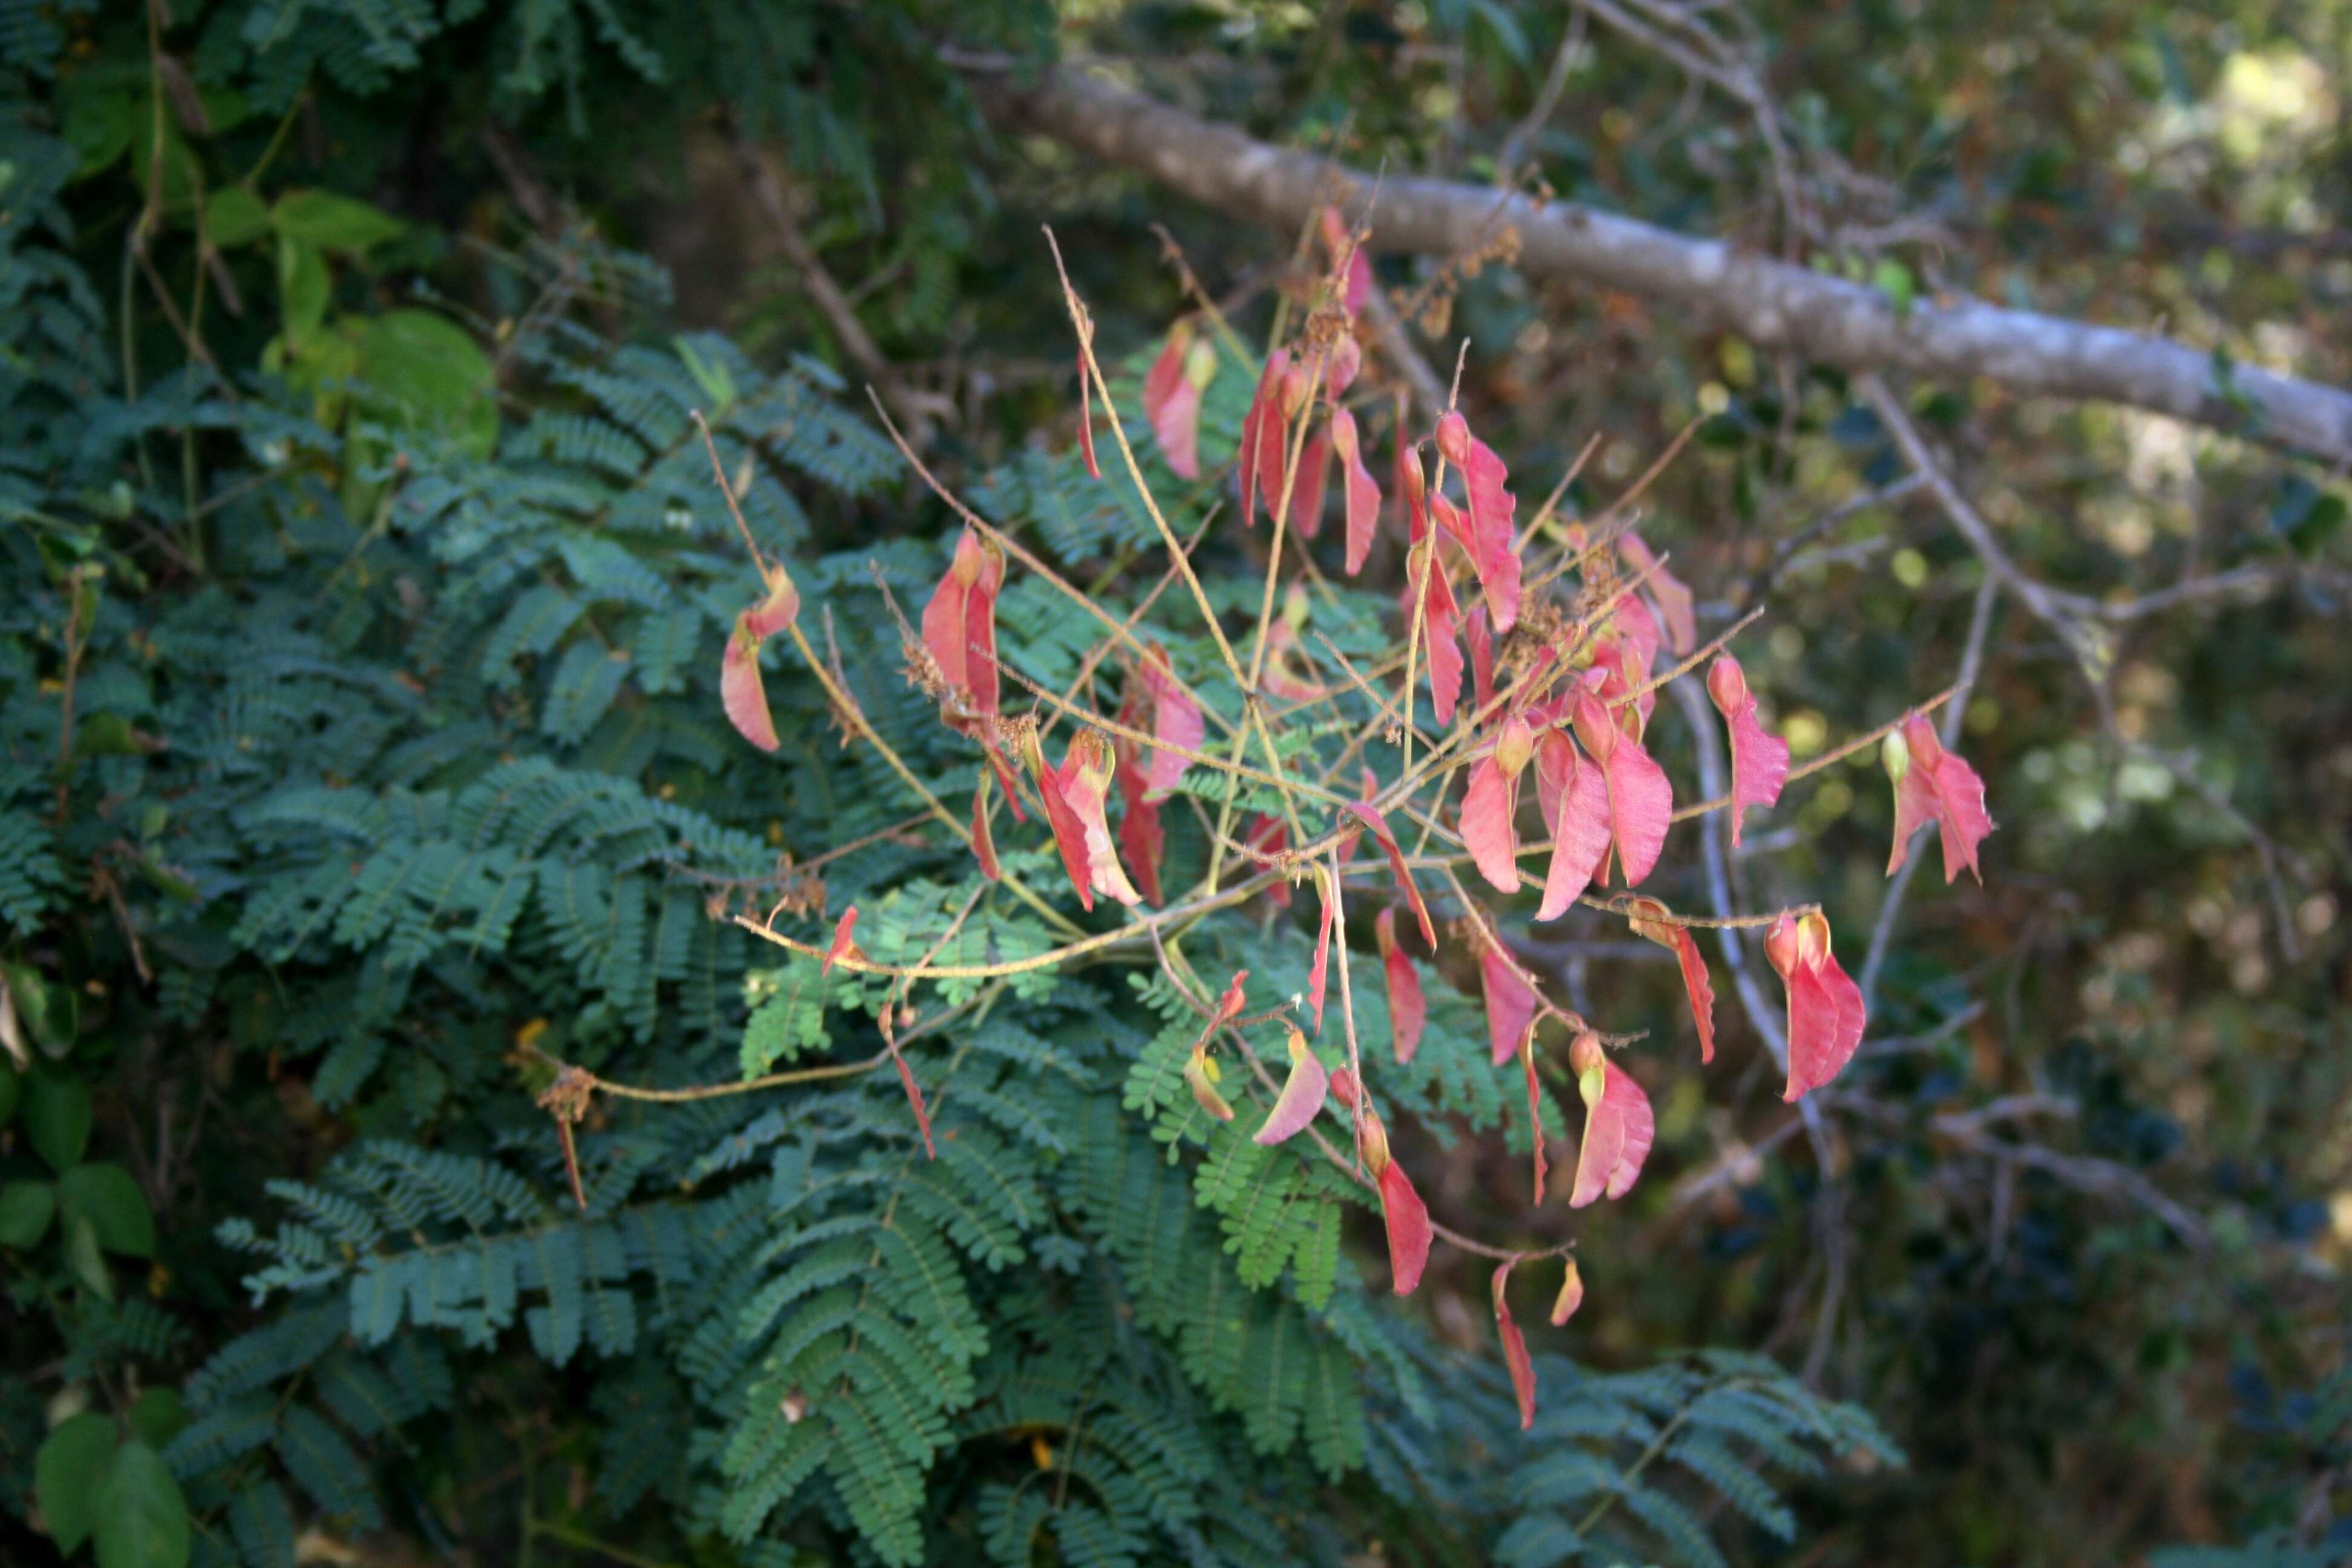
864 391 1239 740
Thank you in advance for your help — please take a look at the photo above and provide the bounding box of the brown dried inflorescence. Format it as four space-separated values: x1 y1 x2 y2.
1500 598 1572 676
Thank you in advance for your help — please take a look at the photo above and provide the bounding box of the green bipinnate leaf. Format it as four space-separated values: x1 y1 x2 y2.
60 83 141 177
5 962 77 1057
349 309 498 457
204 185 272 247
60 1163 155 1256
94 1440 191 1568
36 1411 119 1552
270 189 405 255
74 711 146 759
25 1071 92 1172
0 1179 54 1247
65 1208 114 1298
129 1388 189 1449
276 236 330 347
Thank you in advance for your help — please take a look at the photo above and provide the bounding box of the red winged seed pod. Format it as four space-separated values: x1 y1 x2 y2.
970 774 1001 883
1518 1026 1550 1204
1433 410 1523 632
1480 939 1541 1067
1766 911 1867 1101
1569 687 1673 887
1142 321 1217 480
1134 645 1203 800
1601 589 1661 688
1403 539 1466 725
1616 529 1697 657
1373 906 1426 1063
1319 204 1373 319
1550 1258 1586 1326
1212 970 1249 1027
1465 603 1498 714
1343 802 1437 949
1460 714 1537 894
1358 1106 1431 1295
921 528 1004 737
1533 728 1615 922
1238 348 1290 528
1330 408 1383 575
1305 874 1334 1033
1567 1031 1655 1208
1036 731 1142 912
1884 711 1996 883
1113 753 1165 906
721 566 801 753
1396 420 1429 544
1254 1024 1331 1147
1492 1259 1539 1430
1625 897 1717 1063
1272 390 1331 539
822 907 862 975
1074 353 1102 480
1707 654 1790 849
1184 1046 1234 1122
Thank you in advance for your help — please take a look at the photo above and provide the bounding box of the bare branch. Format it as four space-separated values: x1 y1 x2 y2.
976 66 2352 466
728 117 947 445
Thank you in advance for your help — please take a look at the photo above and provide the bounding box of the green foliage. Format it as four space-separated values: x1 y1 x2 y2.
1491 1353 1901 1568
47 1 2352 1564
0 154 1881 1567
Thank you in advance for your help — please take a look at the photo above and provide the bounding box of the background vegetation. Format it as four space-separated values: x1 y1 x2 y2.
3 2 2348 1566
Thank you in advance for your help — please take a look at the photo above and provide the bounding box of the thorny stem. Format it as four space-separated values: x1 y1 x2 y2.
733 867 1281 981
1148 223 1258 373
1033 515 1217 751
1512 431 1606 554
1670 682 1960 823
683 245 1960 1305
1151 926 1567 1267
1312 630 1435 780
1234 345 1330 852
535 983 1003 1106
1439 863 1607 1043
693 409 1085 939
1040 231 1315 881
998 661 1357 814
1044 227 1249 692
1324 848 1370 1168
864 393 1239 741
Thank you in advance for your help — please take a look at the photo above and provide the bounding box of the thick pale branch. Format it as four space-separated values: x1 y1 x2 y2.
978 65 2352 466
